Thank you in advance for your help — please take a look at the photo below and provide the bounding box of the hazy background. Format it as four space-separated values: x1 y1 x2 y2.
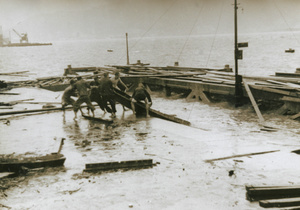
1 0 300 42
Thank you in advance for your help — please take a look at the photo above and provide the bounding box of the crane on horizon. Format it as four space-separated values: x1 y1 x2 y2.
12 29 28 43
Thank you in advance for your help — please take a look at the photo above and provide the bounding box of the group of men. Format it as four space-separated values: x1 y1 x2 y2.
61 71 152 120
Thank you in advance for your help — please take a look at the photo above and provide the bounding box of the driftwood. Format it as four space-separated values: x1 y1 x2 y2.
204 150 280 162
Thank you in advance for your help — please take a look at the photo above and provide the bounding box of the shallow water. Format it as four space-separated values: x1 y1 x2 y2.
1 33 300 209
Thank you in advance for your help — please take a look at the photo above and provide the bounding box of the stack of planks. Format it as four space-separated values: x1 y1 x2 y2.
246 185 300 208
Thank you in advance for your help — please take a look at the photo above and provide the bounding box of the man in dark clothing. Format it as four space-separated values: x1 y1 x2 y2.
131 83 152 117
100 72 116 117
73 76 95 119
89 78 106 113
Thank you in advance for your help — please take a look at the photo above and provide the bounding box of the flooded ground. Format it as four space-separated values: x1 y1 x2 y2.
0 87 300 209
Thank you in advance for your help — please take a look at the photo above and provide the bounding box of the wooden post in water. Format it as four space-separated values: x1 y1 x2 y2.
126 33 130 65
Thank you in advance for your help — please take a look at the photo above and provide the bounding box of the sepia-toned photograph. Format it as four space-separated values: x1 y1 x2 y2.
1 0 300 209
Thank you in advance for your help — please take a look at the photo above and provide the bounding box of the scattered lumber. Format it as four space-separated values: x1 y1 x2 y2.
84 159 154 172
204 150 280 162
246 185 300 201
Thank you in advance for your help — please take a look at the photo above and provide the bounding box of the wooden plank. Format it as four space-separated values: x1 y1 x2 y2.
0 106 73 116
243 79 265 123
246 185 300 201
250 85 292 96
259 197 300 208
84 159 153 172
276 72 300 78
282 96 300 103
204 150 280 162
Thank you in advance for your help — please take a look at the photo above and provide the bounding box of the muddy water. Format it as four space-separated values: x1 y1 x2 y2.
0 87 300 209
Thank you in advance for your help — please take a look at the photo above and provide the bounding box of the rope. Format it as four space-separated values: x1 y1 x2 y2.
273 0 300 45
114 0 179 65
176 2 205 62
205 0 225 67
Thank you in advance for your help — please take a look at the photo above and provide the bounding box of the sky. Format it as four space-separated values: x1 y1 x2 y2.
0 0 300 41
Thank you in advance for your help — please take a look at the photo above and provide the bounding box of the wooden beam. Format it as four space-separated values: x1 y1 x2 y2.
260 197 300 208
243 79 264 123
246 185 300 201
84 159 153 172
0 106 72 116
204 150 280 162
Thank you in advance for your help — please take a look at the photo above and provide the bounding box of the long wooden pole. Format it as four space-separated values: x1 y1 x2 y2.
126 33 130 65
234 0 239 106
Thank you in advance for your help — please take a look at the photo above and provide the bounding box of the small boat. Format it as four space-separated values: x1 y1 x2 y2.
285 48 295 53
0 138 66 173
107 49 113 52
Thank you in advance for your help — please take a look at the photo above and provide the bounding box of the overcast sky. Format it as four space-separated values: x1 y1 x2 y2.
1 0 300 41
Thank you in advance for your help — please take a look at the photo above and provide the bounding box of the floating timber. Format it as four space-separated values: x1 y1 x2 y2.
84 159 154 172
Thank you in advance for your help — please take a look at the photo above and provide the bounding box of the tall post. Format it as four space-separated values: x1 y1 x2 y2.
234 0 242 107
126 33 130 65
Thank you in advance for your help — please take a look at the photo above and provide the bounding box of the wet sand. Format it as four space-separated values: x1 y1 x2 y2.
1 88 300 209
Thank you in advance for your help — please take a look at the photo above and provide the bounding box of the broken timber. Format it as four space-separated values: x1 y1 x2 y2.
84 159 154 172
204 150 280 162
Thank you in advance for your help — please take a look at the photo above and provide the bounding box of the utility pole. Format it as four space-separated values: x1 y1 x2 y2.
126 33 130 65
234 0 244 107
